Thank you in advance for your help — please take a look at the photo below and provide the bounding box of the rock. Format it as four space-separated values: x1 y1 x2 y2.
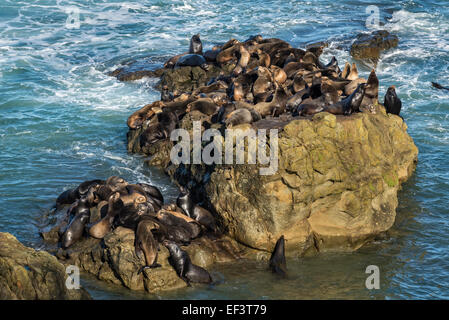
49 226 244 293
159 64 230 93
0 232 91 300
350 30 399 60
129 111 418 257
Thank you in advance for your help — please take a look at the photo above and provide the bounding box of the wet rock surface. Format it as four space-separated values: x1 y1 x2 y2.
0 232 91 300
350 30 399 60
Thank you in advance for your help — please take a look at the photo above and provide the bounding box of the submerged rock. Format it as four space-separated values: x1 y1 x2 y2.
350 30 399 60
0 232 91 300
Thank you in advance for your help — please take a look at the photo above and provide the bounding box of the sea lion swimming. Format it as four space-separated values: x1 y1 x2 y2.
432 82 449 91
269 235 287 277
384 86 402 116
164 240 212 285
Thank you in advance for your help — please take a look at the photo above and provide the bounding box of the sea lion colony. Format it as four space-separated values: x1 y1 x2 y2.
54 176 287 284
128 34 402 153
52 35 403 286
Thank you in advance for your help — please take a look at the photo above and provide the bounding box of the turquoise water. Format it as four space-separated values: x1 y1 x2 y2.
1 0 448 299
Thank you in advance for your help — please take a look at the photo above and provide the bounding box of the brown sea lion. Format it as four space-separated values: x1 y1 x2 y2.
186 98 219 115
127 101 165 129
88 192 121 239
135 218 161 271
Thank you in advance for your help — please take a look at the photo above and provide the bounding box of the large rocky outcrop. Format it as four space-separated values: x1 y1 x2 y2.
0 232 91 300
350 30 399 60
128 109 418 257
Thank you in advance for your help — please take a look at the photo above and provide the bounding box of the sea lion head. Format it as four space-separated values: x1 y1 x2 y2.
106 176 128 192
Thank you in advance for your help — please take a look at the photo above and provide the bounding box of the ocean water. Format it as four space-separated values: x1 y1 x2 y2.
0 0 448 299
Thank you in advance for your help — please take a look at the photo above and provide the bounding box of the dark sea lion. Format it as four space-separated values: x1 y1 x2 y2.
176 191 195 218
88 192 121 239
216 103 236 124
192 205 217 233
56 188 78 209
432 82 449 91
297 83 366 116
269 235 287 277
186 98 219 115
135 218 161 271
164 53 187 69
318 56 338 71
139 111 178 148
324 83 366 115
203 48 220 62
360 69 379 109
137 183 164 205
164 240 212 285
156 210 201 239
222 38 239 50
189 34 202 55
384 86 402 115
175 54 208 69
61 209 90 249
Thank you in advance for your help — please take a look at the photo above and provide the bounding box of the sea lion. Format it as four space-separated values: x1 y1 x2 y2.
319 56 339 71
346 63 358 81
175 54 208 70
55 179 105 208
61 208 90 249
230 81 244 101
164 240 212 285
164 53 187 69
186 98 219 115
269 235 287 277
156 210 201 239
192 205 217 233
88 192 121 239
216 45 238 65
139 111 178 148
203 48 220 62
189 34 202 55
384 86 402 116
360 69 379 110
161 85 174 102
432 82 449 91
135 218 161 271
297 83 366 116
341 62 351 79
224 108 253 127
270 65 287 84
127 101 165 130
137 183 164 205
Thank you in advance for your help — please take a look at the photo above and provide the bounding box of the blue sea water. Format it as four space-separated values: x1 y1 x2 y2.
0 0 448 299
